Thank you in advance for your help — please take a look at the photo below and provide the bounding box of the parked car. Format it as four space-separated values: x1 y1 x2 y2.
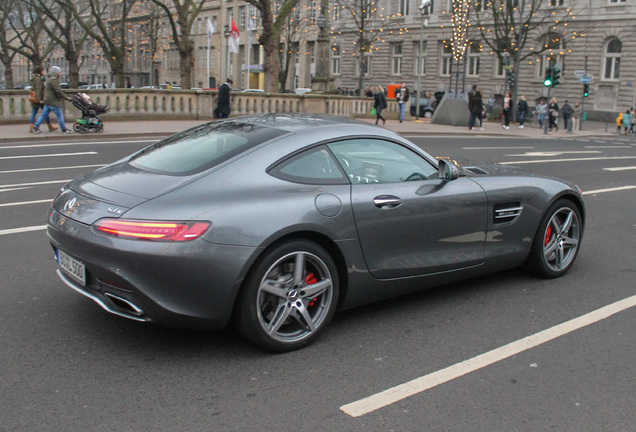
242 89 264 93
295 88 312 95
47 114 585 352
409 91 436 118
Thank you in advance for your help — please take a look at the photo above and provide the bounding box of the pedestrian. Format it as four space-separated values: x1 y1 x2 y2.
622 109 631 135
572 102 582 131
216 78 232 119
548 98 559 131
536 99 548 128
29 65 57 133
517 95 528 128
32 66 73 134
502 91 511 129
487 94 495 119
630 108 636 134
394 82 410 123
561 100 574 130
373 85 388 125
468 85 483 130
365 86 374 97
615 112 623 134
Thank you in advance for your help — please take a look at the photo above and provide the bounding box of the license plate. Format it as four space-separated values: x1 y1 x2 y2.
57 249 86 285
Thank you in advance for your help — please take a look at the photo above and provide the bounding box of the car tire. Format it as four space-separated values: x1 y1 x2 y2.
525 199 582 278
424 111 433 119
234 240 339 352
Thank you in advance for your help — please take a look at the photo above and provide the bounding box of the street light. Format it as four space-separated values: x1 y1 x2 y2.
415 0 431 120
311 1 333 92
224 24 231 81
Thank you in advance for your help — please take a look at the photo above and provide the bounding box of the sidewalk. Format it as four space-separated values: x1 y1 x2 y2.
0 116 616 143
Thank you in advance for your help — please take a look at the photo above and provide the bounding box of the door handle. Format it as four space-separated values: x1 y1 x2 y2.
373 195 402 209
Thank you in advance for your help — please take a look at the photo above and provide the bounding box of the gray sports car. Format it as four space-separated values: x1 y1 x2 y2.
47 114 585 351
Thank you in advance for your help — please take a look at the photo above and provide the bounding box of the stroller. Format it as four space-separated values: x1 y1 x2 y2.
71 92 108 133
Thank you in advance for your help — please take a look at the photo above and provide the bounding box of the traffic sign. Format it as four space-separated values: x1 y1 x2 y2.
579 77 592 83
574 70 586 78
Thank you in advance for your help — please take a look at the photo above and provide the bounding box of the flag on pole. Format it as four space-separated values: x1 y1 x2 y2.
229 19 240 54
207 18 215 44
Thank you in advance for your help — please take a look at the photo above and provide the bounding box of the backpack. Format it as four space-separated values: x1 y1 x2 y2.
28 89 40 104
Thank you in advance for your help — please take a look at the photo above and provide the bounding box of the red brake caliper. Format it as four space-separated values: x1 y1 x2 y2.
306 273 318 306
544 225 553 246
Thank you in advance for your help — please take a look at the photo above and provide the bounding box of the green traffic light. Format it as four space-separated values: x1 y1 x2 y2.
544 78 553 87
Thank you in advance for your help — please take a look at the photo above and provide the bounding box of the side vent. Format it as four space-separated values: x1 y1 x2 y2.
493 202 523 224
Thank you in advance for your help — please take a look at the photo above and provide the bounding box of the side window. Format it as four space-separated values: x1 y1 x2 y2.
328 139 438 184
269 146 347 184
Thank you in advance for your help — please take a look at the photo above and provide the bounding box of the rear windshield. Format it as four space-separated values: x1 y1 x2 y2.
129 122 287 175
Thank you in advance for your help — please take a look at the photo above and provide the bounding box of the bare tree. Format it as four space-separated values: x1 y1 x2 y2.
62 0 138 88
0 0 20 88
244 0 304 93
472 0 578 99
148 0 206 89
6 0 56 72
28 0 88 88
332 0 393 94
278 5 313 91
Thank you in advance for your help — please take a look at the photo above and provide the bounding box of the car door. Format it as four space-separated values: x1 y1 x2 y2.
328 139 487 279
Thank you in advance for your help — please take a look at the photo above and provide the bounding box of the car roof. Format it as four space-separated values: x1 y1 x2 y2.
222 113 386 135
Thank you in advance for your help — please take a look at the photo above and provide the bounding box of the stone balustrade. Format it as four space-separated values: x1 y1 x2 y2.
0 89 396 124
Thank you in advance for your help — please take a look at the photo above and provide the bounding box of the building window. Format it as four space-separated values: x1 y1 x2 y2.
400 0 410 15
550 0 564 5
239 6 246 29
535 34 564 78
391 43 403 75
332 6 340 21
356 55 371 77
227 7 233 25
310 0 317 21
603 38 621 80
467 41 481 76
609 0 626 2
440 43 452 76
413 41 427 76
331 45 341 75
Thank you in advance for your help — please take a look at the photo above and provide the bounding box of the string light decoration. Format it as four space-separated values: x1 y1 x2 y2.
450 0 470 61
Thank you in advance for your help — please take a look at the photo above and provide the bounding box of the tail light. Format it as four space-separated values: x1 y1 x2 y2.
94 219 210 241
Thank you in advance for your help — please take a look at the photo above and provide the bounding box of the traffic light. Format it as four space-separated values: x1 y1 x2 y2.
507 72 515 89
543 67 553 87
583 84 589 97
552 68 561 87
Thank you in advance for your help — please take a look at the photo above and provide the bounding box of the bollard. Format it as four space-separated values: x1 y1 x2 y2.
567 116 573 133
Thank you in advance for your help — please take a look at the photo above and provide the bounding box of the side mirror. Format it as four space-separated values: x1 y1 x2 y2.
438 159 459 181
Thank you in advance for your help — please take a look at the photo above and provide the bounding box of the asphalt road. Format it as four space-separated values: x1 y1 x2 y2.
1 133 635 432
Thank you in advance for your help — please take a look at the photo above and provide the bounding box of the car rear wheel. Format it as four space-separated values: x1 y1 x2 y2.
234 240 339 352
525 199 582 278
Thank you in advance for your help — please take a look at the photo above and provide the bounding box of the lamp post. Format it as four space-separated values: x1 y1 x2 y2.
224 24 231 81
311 0 333 92
415 0 431 120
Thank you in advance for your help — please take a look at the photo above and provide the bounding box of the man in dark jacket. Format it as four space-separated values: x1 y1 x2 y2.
33 66 73 134
216 78 233 119
517 95 529 128
468 86 483 130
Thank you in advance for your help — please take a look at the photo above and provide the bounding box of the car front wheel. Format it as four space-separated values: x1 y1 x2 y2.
234 240 339 352
525 199 582 278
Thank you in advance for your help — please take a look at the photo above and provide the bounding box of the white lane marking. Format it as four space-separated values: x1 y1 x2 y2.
603 166 636 172
340 294 636 417
0 180 70 189
462 146 534 150
0 164 104 174
585 146 631 149
583 185 636 195
0 187 31 193
0 199 51 208
500 156 636 165
0 225 47 236
0 139 156 149
506 151 601 157
0 152 97 160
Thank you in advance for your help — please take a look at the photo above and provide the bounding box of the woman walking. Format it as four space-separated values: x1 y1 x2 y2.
548 98 559 131
374 86 388 125
29 66 57 133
